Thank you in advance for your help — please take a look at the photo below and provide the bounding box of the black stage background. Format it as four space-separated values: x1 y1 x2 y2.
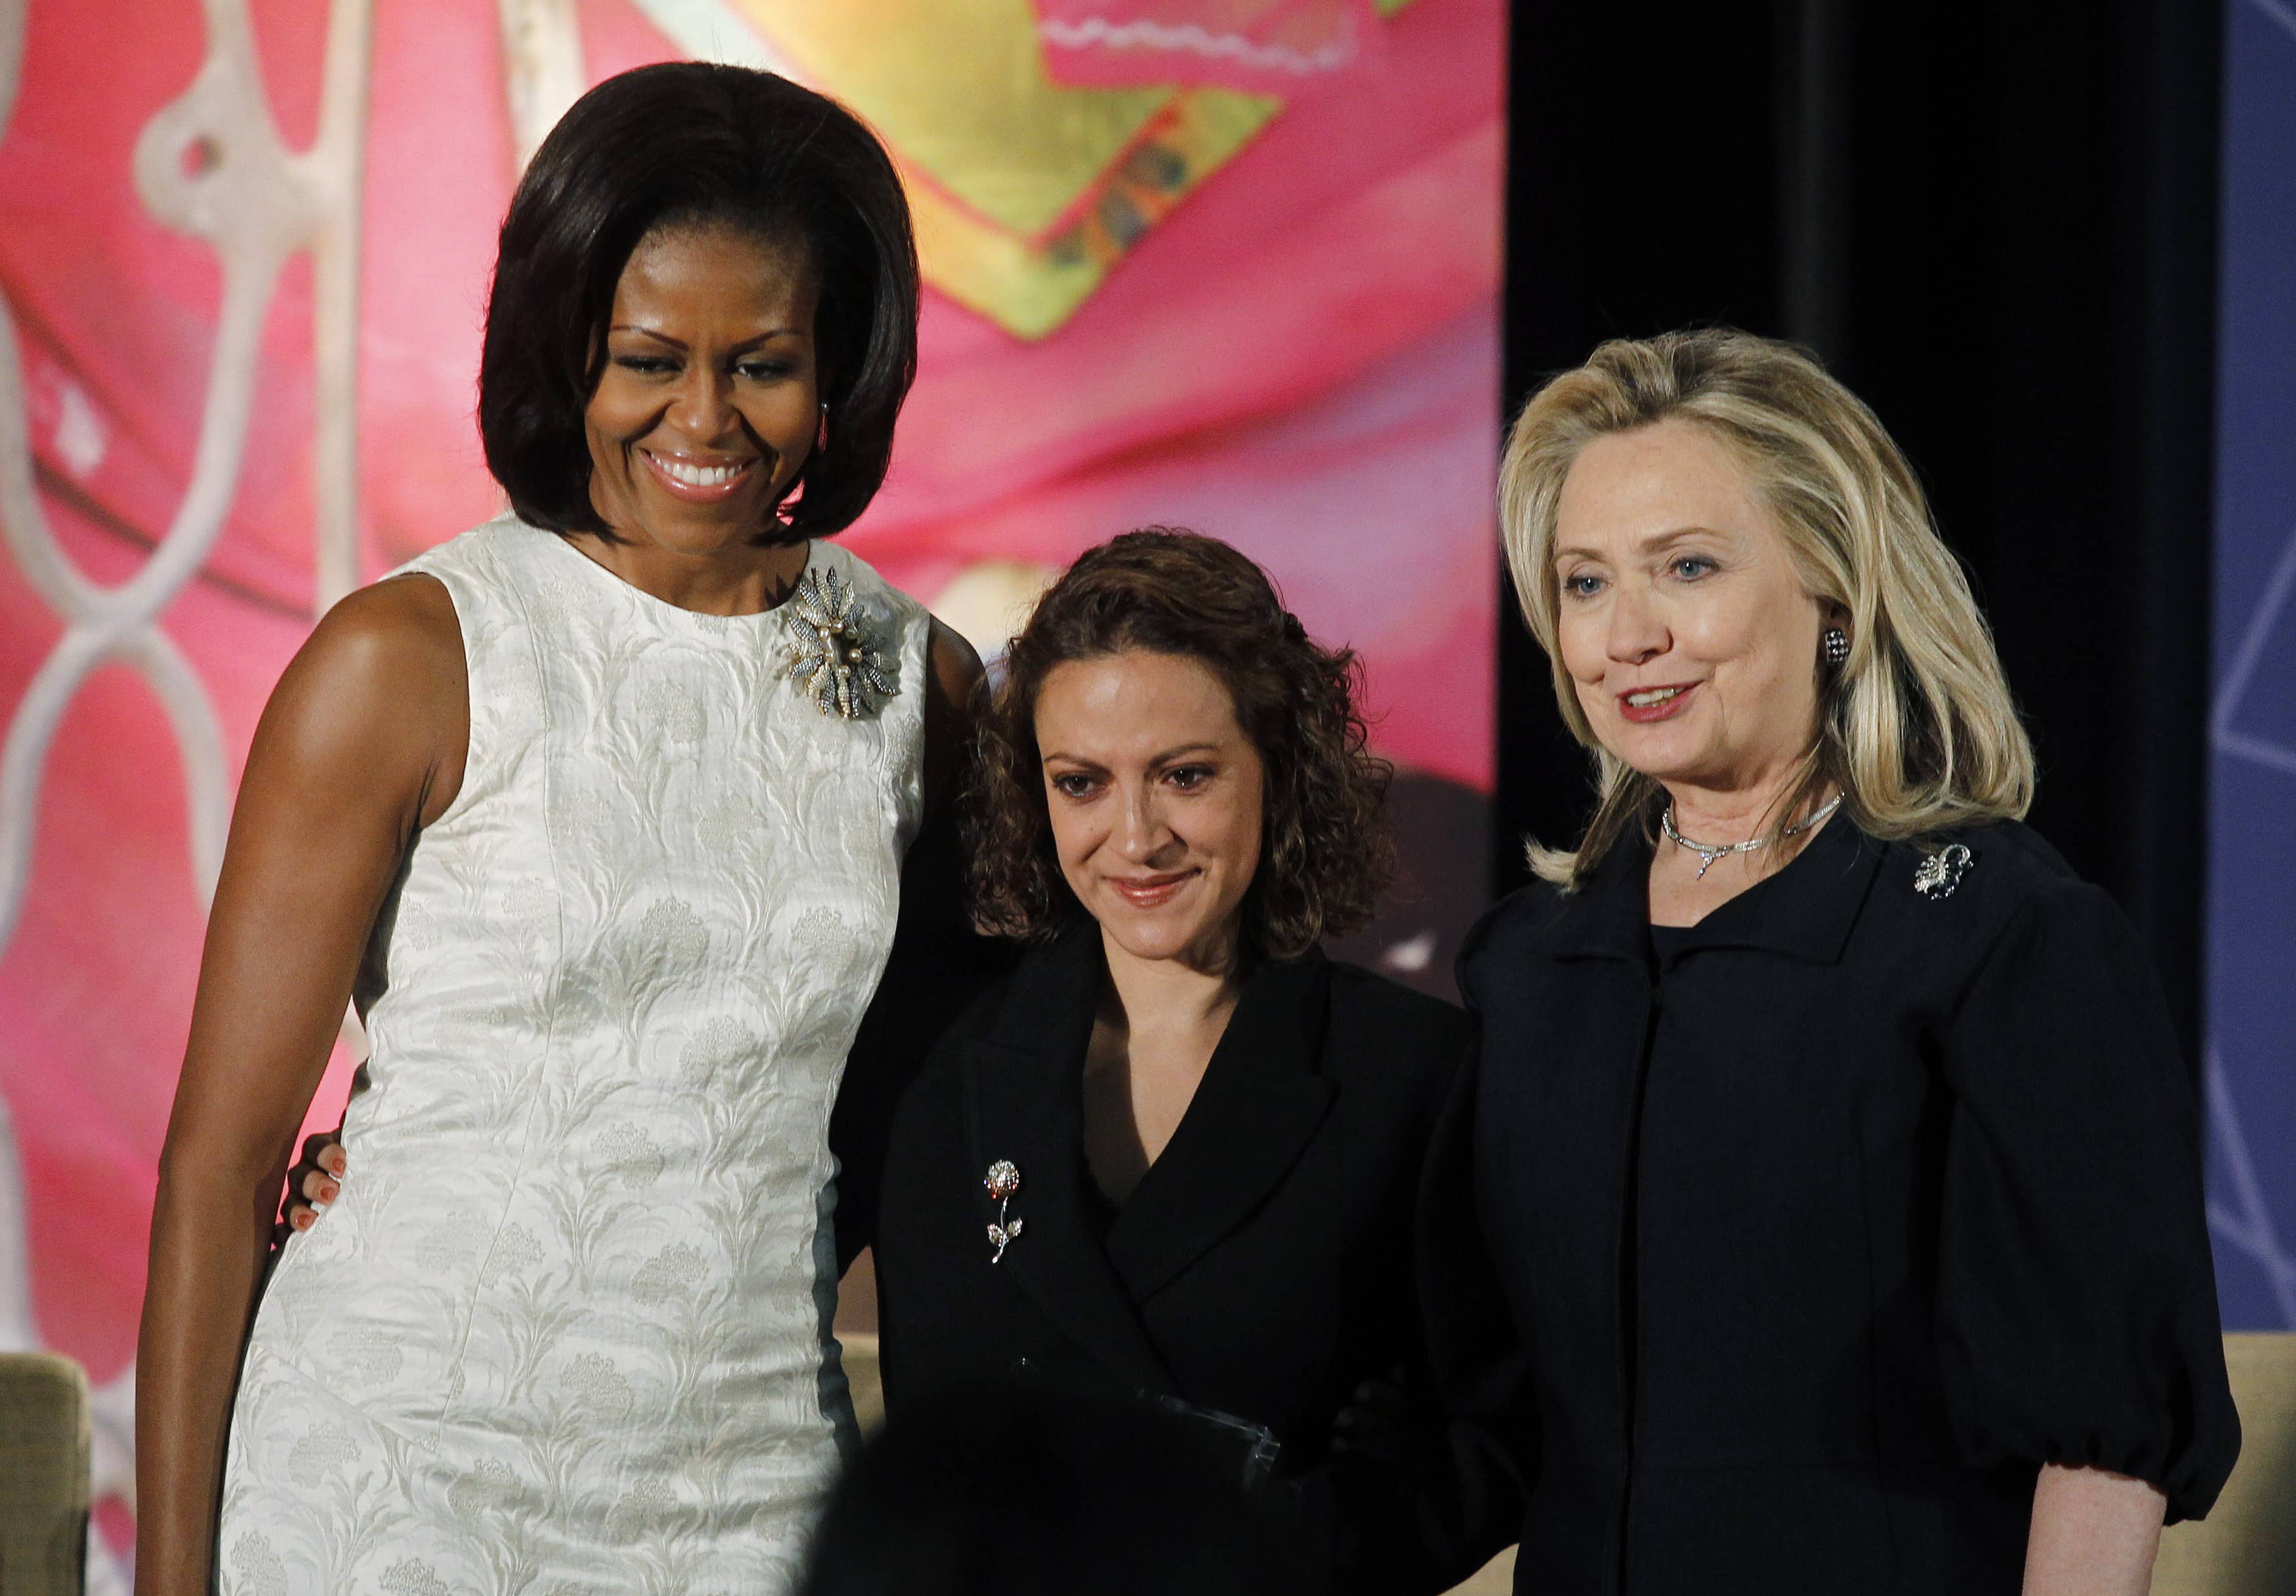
1495 1 2225 1062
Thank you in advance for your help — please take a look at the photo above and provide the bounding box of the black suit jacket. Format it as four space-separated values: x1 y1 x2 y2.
1449 817 2239 1596
873 922 1520 1595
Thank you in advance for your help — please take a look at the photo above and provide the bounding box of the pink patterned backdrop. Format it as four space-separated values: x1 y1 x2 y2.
0 0 1500 1566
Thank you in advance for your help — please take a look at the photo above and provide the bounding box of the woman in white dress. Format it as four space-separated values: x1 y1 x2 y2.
134 62 977 1596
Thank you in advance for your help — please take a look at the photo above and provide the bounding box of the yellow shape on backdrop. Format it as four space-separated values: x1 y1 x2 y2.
728 0 1279 338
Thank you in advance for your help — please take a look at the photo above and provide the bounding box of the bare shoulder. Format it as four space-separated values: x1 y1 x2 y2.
256 573 468 822
301 571 463 683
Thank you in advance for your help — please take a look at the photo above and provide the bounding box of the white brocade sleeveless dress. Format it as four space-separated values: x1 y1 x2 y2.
218 517 928 1595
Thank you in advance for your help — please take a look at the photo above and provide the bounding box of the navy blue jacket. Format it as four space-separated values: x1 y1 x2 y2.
1448 816 2239 1595
873 922 1523 1595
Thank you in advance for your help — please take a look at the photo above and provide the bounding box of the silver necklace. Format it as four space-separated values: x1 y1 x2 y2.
1661 793 1844 880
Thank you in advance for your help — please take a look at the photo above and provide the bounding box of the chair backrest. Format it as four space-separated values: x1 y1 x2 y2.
0 1351 89 1596
2152 1332 2296 1596
840 1330 886 1435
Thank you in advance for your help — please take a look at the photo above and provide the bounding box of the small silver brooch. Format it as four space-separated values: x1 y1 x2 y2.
983 1159 1025 1263
785 567 898 720
1914 844 1975 900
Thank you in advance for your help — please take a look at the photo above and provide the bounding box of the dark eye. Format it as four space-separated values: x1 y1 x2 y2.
1166 766 1213 791
1050 773 1098 800
613 354 677 376
735 359 794 382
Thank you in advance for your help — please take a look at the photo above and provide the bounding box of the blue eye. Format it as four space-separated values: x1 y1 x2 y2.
1561 573 1605 599
1673 556 1716 580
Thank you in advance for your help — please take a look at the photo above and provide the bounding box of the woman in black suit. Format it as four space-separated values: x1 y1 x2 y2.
871 529 1516 1595
1454 328 2240 1594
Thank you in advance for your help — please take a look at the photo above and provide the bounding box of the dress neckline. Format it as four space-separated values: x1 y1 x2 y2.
538 521 822 630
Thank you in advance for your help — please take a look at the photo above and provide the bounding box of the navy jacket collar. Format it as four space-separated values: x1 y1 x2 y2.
962 922 1334 1387
1551 808 1885 968
1109 939 1334 1299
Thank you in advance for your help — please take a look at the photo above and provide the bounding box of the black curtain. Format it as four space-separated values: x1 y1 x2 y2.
1496 0 2224 1058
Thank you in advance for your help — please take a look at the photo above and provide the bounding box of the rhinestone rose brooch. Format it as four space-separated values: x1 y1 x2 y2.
785 567 897 720
983 1160 1025 1264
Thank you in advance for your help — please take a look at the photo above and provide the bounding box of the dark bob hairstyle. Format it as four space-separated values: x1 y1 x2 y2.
970 529 1395 961
478 62 919 539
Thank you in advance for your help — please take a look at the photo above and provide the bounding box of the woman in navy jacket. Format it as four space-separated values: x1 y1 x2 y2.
1449 328 2239 1594
871 530 1517 1595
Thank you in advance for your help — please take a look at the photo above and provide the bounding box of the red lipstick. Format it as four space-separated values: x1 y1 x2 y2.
1616 682 1700 724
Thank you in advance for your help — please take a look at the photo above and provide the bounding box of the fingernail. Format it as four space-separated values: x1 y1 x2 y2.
319 1181 339 1204
293 1210 313 1231
325 1151 346 1175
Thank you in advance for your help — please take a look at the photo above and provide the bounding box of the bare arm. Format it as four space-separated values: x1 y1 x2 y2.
134 574 464 1596
2023 1463 2166 1596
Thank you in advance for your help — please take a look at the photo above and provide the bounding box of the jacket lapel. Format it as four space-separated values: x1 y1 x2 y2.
1551 825 1656 964
963 926 1179 1395
1105 952 1336 1301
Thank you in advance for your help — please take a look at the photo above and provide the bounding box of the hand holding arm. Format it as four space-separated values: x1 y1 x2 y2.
276 1128 347 1241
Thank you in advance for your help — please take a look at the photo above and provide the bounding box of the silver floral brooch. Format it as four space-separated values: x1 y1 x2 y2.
1914 844 1975 900
984 1159 1025 1264
785 567 898 720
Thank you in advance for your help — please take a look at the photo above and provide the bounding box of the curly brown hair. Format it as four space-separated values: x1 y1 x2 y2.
969 529 1395 959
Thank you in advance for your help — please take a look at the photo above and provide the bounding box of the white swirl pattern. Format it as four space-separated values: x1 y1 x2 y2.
218 518 928 1594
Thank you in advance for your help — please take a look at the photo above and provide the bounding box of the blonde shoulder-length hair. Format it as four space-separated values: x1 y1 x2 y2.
1500 327 2035 888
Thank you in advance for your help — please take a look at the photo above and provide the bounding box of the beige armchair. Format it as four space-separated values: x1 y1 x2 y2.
2154 1332 2296 1596
0 1351 89 1596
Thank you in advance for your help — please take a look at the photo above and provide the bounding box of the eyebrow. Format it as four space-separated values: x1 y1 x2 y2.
607 325 806 354
1552 525 1728 564
1040 741 1225 768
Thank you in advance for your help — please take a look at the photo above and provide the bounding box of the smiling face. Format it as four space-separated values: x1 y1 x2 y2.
1035 650 1266 973
584 224 822 554
1551 418 1832 797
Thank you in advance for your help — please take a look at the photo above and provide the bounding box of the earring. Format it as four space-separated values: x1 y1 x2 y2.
815 399 830 454
1822 626 1850 667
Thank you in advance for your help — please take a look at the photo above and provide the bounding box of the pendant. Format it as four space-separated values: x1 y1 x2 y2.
983 1159 1025 1263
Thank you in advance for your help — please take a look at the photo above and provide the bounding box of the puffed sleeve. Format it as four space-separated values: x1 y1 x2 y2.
1935 878 2240 1521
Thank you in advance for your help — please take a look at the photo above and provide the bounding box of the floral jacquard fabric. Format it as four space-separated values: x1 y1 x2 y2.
218 518 929 1595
